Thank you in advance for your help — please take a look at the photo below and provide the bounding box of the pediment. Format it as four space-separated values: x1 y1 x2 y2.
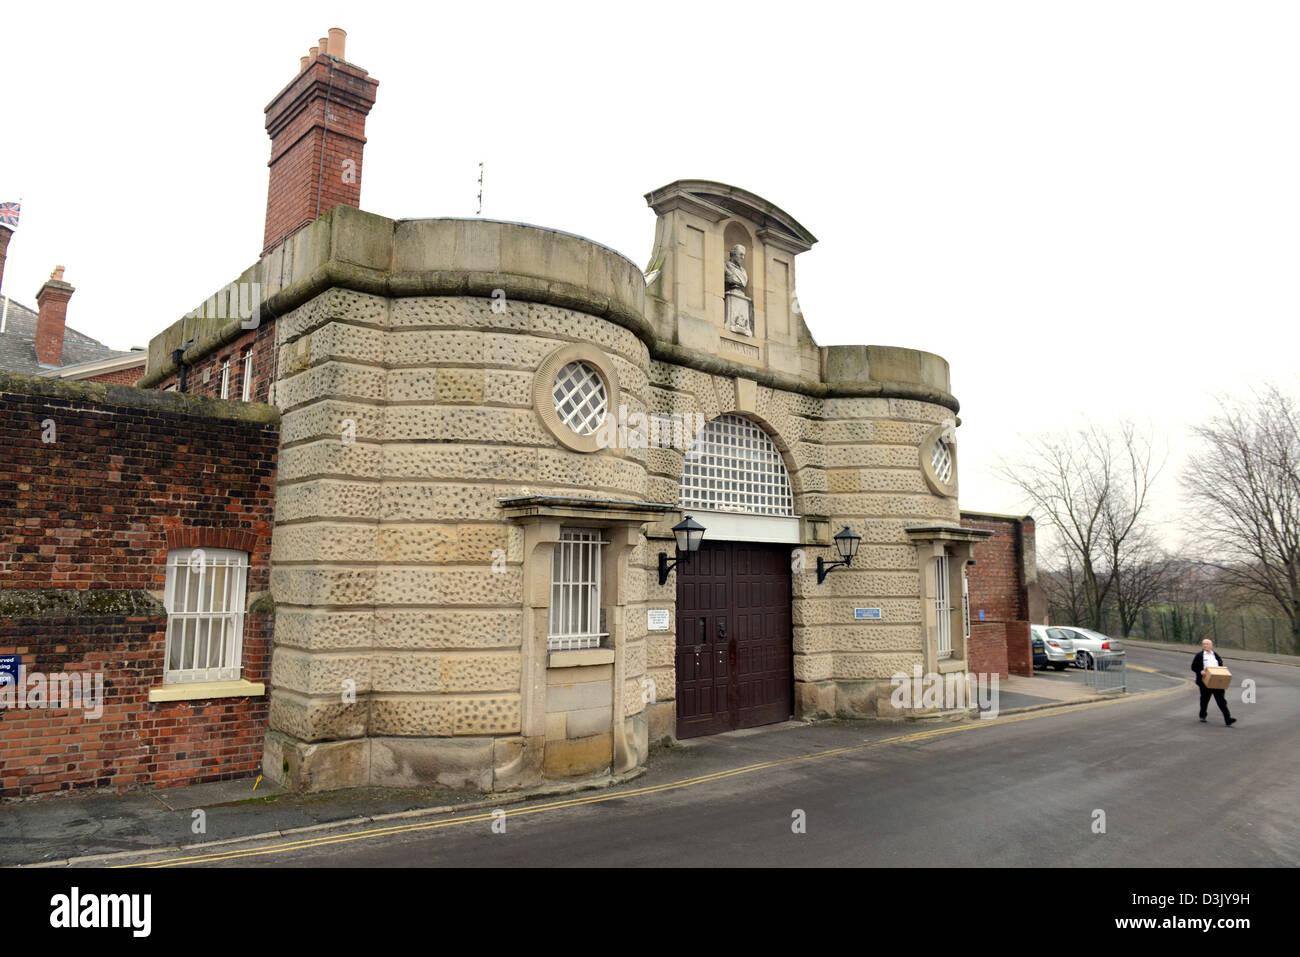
644 180 817 254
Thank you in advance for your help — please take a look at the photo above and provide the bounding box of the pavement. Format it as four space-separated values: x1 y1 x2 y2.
1 643 1274 868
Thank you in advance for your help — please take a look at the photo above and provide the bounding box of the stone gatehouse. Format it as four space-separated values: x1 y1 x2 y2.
1 30 1011 797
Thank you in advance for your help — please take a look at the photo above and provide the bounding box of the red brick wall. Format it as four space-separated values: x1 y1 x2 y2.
0 614 271 797
961 513 1035 677
154 321 276 404
0 376 278 797
83 364 145 385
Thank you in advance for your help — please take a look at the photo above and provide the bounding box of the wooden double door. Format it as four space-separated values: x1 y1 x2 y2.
675 540 794 739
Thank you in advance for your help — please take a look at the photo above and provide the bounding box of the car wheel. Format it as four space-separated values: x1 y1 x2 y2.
1078 651 1092 670
1051 662 1066 671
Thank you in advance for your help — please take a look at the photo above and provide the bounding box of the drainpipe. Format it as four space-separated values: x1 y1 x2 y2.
172 341 193 393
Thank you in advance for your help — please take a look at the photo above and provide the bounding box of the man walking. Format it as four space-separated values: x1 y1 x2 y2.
1192 638 1236 726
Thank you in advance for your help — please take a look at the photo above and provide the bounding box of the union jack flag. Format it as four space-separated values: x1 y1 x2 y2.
0 203 18 228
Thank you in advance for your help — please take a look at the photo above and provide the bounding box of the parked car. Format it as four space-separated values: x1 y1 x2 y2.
1052 626 1124 669
1032 624 1075 670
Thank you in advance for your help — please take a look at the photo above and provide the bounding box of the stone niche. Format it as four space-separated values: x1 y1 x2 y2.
642 180 818 379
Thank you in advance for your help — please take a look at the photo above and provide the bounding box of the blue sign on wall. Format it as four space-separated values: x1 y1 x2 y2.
854 607 883 620
979 609 985 622
0 655 19 687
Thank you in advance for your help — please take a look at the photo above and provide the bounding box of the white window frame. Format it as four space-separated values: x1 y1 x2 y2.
547 528 608 651
219 359 231 399
241 350 253 401
935 551 952 660
163 547 249 684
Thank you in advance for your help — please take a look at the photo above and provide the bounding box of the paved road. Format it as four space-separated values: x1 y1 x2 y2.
121 646 1300 868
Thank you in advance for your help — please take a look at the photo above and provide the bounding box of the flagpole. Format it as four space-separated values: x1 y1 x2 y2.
0 196 19 333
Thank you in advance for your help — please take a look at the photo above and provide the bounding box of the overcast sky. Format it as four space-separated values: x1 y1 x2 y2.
4 1 1298 550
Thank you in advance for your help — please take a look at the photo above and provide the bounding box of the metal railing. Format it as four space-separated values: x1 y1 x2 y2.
1081 650 1126 694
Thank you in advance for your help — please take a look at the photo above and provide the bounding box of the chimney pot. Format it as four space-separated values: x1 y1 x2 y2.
319 36 330 57
299 55 310 72
309 45 319 58
52 265 65 282
328 28 346 61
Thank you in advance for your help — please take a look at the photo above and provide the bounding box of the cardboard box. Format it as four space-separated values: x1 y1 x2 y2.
1204 666 1232 690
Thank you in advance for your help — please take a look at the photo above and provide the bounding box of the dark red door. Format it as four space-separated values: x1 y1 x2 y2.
676 541 793 739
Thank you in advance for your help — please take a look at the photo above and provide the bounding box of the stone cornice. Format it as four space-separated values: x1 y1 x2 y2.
138 207 960 413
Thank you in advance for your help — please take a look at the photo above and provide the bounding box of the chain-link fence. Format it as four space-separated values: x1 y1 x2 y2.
1049 606 1297 655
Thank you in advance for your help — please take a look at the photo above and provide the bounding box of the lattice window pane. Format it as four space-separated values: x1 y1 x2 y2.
548 528 609 651
552 361 608 435
679 414 794 516
163 547 248 683
931 439 953 484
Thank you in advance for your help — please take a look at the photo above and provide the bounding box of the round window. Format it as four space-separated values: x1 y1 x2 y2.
920 421 959 497
552 361 608 436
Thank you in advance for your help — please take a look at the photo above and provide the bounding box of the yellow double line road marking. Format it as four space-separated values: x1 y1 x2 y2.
116 680 1187 868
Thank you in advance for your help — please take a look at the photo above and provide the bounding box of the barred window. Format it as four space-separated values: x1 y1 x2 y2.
935 551 952 660
548 528 608 651
163 548 248 683
679 414 794 516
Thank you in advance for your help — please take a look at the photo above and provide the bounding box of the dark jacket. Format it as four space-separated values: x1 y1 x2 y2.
1191 650 1227 688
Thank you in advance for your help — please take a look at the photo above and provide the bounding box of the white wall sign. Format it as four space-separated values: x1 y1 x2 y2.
647 609 671 631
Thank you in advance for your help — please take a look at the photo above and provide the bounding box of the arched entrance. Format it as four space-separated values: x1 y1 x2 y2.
675 414 795 738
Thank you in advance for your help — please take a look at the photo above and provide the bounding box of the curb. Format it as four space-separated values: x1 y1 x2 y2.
19 766 648 869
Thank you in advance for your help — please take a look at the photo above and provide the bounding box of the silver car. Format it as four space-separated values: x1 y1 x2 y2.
1033 624 1076 670
1053 626 1124 669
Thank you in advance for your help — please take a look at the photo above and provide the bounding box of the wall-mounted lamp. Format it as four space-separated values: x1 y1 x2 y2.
659 516 706 585
817 526 862 584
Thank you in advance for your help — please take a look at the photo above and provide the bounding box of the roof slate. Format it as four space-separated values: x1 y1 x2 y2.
0 297 135 375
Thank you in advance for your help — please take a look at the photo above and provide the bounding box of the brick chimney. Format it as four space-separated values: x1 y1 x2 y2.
262 28 379 256
35 265 74 366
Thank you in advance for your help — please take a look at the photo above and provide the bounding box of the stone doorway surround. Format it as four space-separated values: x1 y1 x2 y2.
905 524 993 676
499 495 671 781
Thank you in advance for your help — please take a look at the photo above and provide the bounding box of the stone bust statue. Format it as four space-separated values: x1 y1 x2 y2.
724 244 748 292
723 244 754 336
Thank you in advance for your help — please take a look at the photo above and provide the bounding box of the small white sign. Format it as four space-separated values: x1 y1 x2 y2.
647 609 671 631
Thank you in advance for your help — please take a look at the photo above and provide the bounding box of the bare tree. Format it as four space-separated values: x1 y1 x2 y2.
1041 545 1087 625
1109 529 1176 636
997 420 1164 631
1182 384 1300 650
